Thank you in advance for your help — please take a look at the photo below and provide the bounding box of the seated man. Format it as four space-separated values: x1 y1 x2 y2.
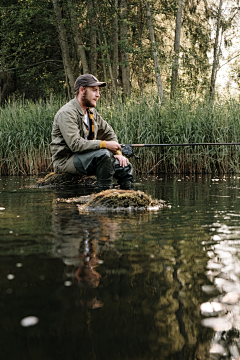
50 74 134 190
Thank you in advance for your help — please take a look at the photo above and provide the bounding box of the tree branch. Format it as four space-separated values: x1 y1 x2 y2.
0 60 63 73
219 52 240 69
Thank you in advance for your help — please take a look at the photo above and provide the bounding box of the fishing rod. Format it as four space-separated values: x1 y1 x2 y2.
121 143 240 158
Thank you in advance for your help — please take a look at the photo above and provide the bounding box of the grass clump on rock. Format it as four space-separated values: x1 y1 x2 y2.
56 189 166 211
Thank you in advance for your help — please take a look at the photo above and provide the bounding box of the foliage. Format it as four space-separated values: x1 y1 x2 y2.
229 58 240 87
0 0 64 100
0 0 216 102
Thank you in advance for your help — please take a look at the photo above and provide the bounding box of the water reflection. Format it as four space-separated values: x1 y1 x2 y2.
201 207 240 359
50 193 214 359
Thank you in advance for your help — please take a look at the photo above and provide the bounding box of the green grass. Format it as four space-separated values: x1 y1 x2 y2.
1 95 240 175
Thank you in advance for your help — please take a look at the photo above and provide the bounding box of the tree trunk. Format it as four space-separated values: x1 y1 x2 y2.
210 0 223 98
112 0 119 92
88 0 97 75
99 21 117 95
119 0 131 96
145 0 164 101
170 0 183 98
67 0 89 74
51 0 75 95
137 2 144 97
97 36 108 102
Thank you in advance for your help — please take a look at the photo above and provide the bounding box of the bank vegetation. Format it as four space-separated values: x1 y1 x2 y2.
1 95 240 176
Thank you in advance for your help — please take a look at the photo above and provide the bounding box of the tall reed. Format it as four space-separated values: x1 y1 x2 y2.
1 95 240 175
0 97 63 175
99 95 240 174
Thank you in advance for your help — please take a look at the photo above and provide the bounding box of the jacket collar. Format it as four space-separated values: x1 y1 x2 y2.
72 97 84 116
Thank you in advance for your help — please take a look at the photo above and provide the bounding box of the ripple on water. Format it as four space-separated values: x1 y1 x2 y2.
7 274 15 280
20 316 39 327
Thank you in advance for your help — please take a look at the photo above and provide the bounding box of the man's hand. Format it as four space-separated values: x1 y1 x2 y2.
105 141 121 153
114 154 129 167
105 141 129 166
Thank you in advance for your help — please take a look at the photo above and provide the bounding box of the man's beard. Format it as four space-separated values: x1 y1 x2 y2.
82 89 95 108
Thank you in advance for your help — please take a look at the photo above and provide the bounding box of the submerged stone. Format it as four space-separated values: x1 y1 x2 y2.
34 172 97 188
56 189 167 212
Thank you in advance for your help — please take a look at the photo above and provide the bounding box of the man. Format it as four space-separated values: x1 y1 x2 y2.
50 74 134 189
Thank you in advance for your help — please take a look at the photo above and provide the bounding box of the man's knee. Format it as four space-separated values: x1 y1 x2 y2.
93 149 115 173
113 158 134 174
98 149 112 158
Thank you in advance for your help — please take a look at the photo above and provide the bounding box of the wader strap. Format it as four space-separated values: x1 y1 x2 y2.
86 109 95 140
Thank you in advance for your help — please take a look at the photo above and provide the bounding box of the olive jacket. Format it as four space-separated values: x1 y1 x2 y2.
50 97 118 173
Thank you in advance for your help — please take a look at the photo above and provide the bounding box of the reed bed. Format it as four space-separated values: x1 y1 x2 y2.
1 95 240 175
0 97 62 175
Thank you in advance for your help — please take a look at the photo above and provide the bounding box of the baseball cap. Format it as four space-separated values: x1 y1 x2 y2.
74 74 107 92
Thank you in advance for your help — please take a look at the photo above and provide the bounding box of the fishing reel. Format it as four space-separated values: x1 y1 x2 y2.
121 145 140 159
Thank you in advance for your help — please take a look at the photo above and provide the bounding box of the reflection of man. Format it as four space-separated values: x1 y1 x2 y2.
75 255 101 288
51 208 122 309
50 74 134 190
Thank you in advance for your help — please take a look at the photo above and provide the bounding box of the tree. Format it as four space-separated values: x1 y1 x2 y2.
119 0 131 96
1 0 236 102
145 0 164 101
98 20 117 95
210 0 223 97
112 0 119 92
0 0 65 102
87 0 97 75
209 0 240 96
67 0 89 74
170 0 183 98
51 0 75 96
177 0 211 94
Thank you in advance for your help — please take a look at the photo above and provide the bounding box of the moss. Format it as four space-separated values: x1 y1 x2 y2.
87 190 153 208
65 189 166 211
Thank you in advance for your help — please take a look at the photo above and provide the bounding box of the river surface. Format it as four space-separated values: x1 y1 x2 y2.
1 175 240 360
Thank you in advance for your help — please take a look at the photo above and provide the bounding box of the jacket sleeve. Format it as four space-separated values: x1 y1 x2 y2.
57 109 101 153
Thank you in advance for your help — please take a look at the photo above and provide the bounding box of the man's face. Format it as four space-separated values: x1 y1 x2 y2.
82 86 100 108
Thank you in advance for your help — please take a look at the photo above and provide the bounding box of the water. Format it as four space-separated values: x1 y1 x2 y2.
1 175 240 360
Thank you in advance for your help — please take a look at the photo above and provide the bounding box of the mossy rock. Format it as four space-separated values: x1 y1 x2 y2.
34 172 97 188
56 189 166 211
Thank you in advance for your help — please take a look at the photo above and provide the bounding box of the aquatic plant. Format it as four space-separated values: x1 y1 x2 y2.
1 95 240 175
